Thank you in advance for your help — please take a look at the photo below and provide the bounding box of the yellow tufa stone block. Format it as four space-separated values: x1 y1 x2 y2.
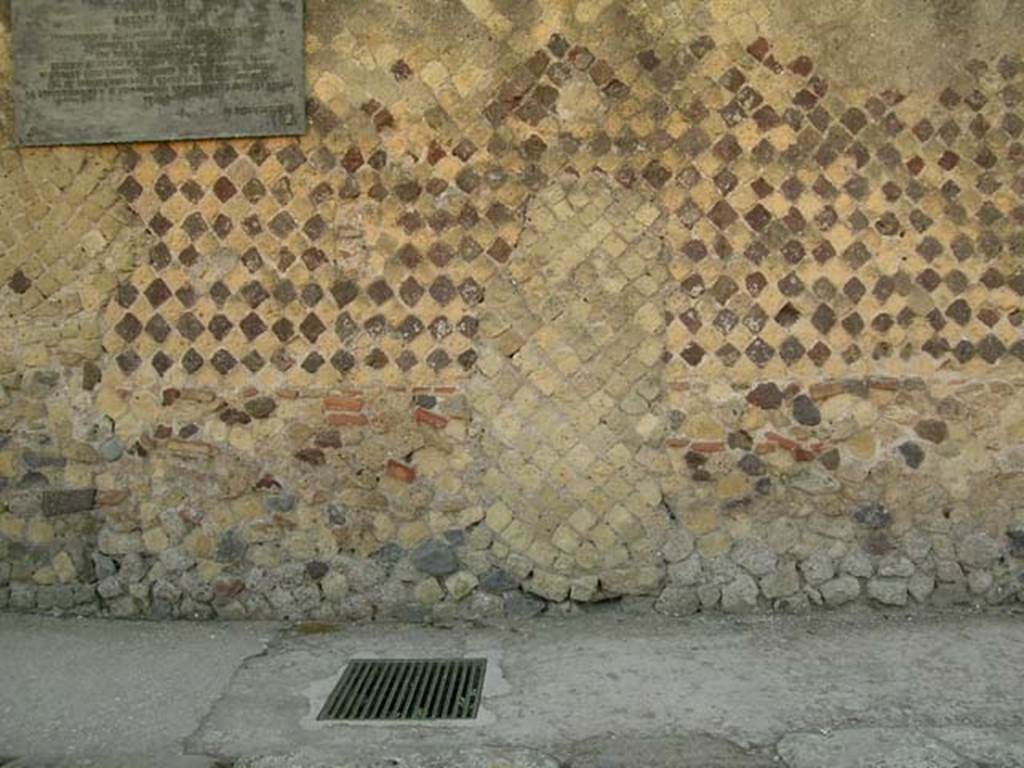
526 538 558 568
397 521 432 549
184 529 214 560
686 413 726 441
567 507 597 535
603 503 635 534
0 515 27 541
485 501 513 533
685 507 720 536
527 569 569 601
26 519 55 546
0 452 17 476
414 578 445 606
33 565 58 586
445 570 479 601
552 524 582 554
52 551 77 583
847 431 877 460
142 527 170 554
716 472 751 500
698 530 733 559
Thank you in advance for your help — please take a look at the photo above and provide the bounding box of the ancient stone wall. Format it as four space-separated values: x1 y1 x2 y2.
1 0 1023 621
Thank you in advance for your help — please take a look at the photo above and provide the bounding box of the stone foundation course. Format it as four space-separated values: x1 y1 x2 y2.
1 0 1024 621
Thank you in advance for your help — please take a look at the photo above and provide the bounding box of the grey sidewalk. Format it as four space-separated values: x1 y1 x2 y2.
2 608 1023 767
0 615 276 767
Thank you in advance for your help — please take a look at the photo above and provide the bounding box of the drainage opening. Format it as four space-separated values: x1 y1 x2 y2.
318 658 487 721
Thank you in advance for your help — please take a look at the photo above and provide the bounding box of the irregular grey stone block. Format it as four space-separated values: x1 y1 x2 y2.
820 575 861 607
760 562 800 599
968 569 993 595
215 530 248 563
957 532 1001 568
1008 528 1024 558
697 583 721 608
654 584 700 616
868 578 908 606
902 529 933 562
97 576 122 600
935 560 964 583
479 568 519 593
97 530 143 555
410 538 458 576
23 451 67 469
667 554 703 586
10 584 36 610
877 554 915 578
264 492 297 514
908 572 935 602
244 396 277 419
721 573 759 612
504 590 546 619
731 539 777 576
853 502 891 528
41 488 97 516
800 550 835 585
791 394 821 426
98 438 124 462
931 582 972 606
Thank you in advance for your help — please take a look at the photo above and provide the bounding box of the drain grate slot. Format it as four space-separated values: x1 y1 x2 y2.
318 658 487 721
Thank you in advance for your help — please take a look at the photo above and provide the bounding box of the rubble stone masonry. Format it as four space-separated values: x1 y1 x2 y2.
1 0 1023 621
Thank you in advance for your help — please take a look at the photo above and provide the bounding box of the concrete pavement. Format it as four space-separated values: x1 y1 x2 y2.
1 607 1023 766
0 614 276 766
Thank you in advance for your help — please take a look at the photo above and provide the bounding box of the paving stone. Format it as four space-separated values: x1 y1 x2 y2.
236 749 561 768
777 729 965 768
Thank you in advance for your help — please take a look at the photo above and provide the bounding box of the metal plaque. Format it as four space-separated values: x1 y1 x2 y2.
12 0 305 147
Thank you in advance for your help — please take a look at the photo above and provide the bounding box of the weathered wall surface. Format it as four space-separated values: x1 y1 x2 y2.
1 0 1023 621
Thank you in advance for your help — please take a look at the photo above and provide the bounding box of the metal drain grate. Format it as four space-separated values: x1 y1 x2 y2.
317 658 487 721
